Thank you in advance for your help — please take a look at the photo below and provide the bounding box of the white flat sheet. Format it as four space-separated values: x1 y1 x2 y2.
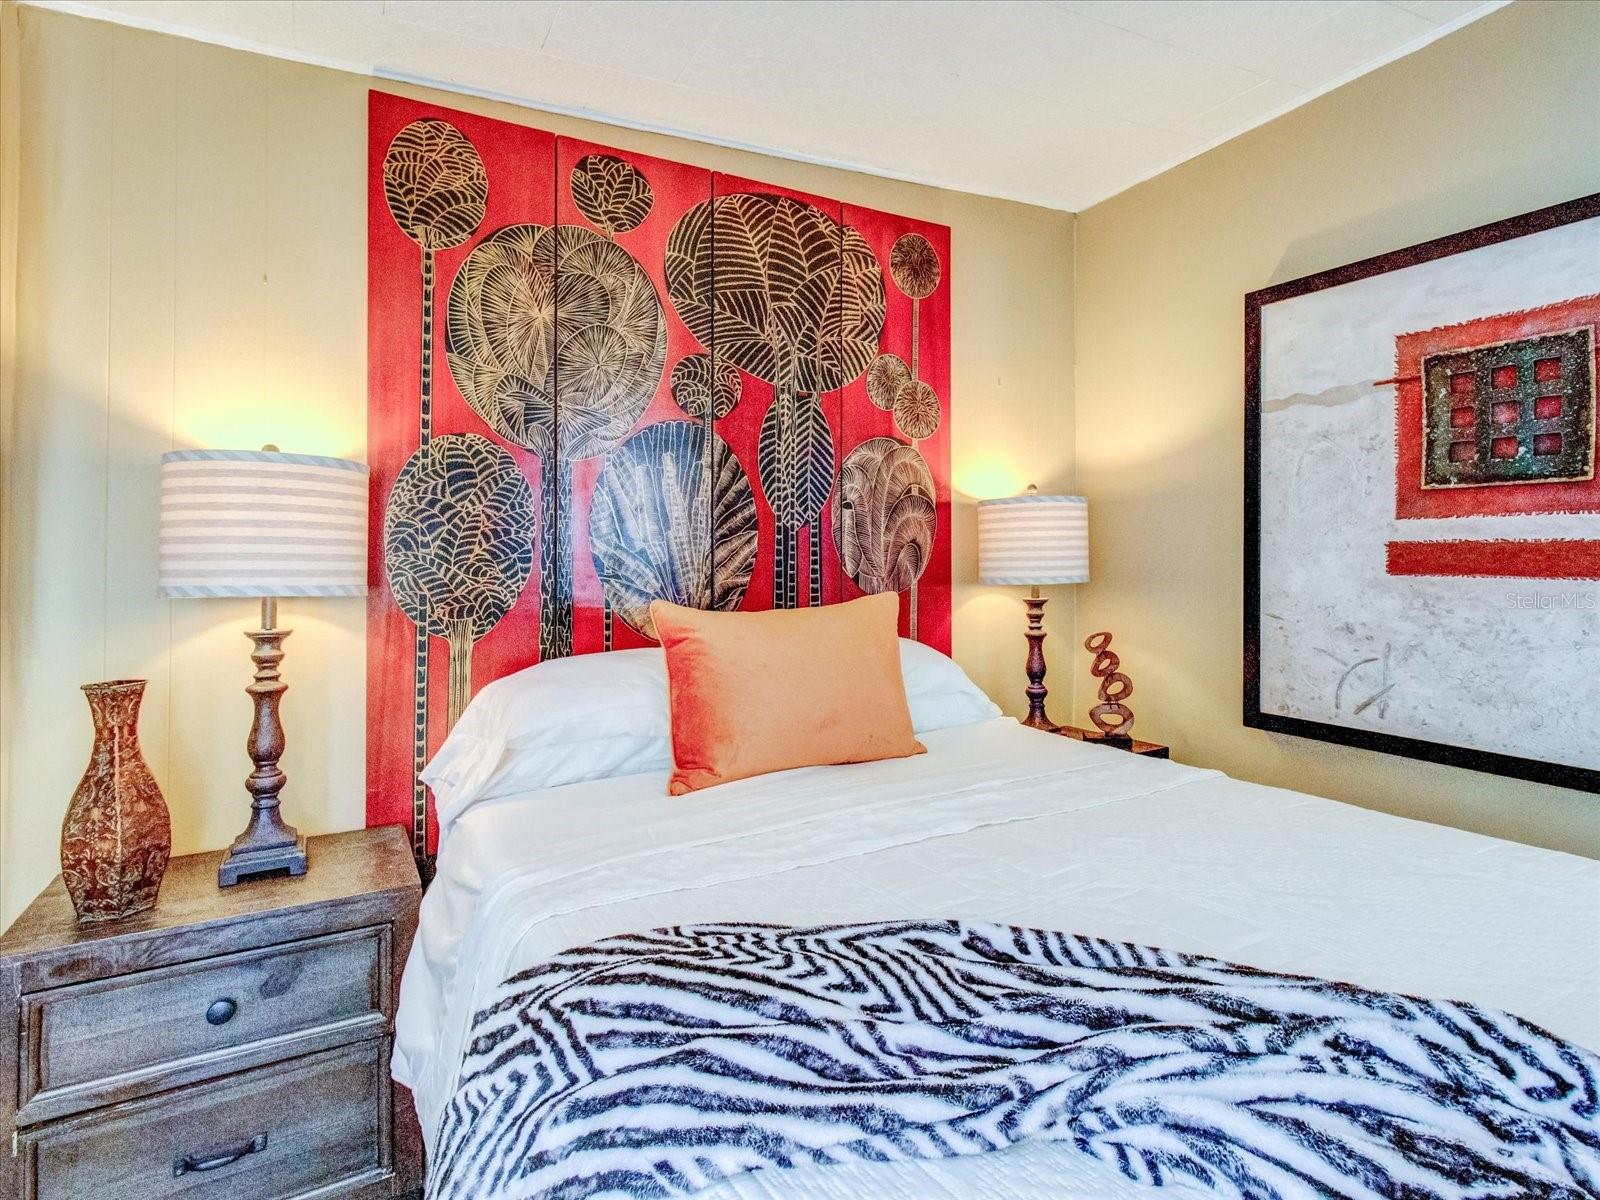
395 718 1600 1199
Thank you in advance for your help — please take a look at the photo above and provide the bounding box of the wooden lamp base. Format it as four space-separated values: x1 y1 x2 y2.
1021 587 1058 732
219 597 309 887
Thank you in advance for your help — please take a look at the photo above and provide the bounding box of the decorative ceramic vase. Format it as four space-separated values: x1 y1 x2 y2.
60 680 171 924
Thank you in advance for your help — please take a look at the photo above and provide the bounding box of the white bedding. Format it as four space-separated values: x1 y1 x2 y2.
395 717 1600 1199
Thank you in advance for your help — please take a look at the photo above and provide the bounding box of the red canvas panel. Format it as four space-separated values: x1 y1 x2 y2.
368 94 954 860
709 173 848 615
554 138 713 656
367 92 554 859
1393 294 1600 519
840 206 953 653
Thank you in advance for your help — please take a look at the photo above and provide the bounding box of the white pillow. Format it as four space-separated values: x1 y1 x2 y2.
424 639 1000 830
421 648 671 833
899 638 1002 731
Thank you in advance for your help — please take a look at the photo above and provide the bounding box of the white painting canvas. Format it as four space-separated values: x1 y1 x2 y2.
1248 202 1600 789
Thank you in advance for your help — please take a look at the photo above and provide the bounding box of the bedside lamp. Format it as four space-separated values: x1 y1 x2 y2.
977 487 1088 731
159 447 368 886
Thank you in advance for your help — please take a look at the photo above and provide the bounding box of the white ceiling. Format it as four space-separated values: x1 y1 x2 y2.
31 0 1507 210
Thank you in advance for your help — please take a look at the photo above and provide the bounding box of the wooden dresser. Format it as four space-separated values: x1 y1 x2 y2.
0 827 423 1200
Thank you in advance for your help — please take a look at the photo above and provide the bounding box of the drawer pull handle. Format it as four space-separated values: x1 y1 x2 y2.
173 1132 268 1176
205 997 238 1026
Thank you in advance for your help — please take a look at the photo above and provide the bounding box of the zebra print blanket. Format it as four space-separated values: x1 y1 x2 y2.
430 920 1600 1200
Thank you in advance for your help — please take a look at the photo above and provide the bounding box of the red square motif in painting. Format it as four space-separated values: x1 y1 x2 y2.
1386 294 1599 582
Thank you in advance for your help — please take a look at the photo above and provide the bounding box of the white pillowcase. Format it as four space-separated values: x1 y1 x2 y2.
421 649 672 833
423 639 1000 832
899 638 1003 732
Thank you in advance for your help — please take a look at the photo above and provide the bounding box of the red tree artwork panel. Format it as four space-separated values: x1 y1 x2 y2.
367 93 952 863
841 205 952 650
368 93 554 862
553 139 713 657
694 173 853 618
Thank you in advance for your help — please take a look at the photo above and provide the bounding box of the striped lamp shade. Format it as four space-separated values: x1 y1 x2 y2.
977 491 1089 585
159 449 369 599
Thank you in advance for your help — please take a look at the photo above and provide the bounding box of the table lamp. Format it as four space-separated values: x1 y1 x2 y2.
977 487 1088 731
159 447 368 886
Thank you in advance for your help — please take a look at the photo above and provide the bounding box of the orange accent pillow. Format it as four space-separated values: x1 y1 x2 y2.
650 594 926 795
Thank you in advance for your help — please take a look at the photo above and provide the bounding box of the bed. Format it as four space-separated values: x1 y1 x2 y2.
394 706 1600 1199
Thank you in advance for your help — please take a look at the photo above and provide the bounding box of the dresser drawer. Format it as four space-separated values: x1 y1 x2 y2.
19 926 387 1123
20 1038 388 1200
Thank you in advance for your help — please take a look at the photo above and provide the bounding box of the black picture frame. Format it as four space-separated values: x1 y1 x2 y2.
1243 192 1600 795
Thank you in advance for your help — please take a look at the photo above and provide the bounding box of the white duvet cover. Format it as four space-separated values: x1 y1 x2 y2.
395 718 1600 1199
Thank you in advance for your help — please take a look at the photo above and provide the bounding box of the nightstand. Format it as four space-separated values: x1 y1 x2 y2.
1052 725 1170 758
0 826 423 1200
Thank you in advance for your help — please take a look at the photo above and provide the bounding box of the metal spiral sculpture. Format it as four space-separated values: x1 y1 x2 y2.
666 194 884 608
383 434 535 728
1084 630 1135 739
447 222 664 660
589 420 757 640
381 117 488 863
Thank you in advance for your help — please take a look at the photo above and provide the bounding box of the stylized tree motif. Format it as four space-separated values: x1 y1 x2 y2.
384 434 535 727
758 397 836 606
885 231 945 637
665 193 884 607
381 117 488 856
890 232 940 301
668 354 744 621
551 230 665 458
590 420 757 640
671 354 741 420
448 222 664 659
445 225 557 452
571 154 653 237
893 380 940 442
833 436 935 597
866 353 909 412
383 119 489 443
833 225 888 396
886 232 943 440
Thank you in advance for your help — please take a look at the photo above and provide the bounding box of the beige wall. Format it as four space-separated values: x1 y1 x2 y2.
0 5 1075 923
1074 0 1600 858
0 4 18 926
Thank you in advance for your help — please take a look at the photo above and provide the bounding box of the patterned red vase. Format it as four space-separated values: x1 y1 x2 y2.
61 680 171 924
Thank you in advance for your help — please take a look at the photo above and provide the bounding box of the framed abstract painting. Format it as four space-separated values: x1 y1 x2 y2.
1245 193 1600 792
